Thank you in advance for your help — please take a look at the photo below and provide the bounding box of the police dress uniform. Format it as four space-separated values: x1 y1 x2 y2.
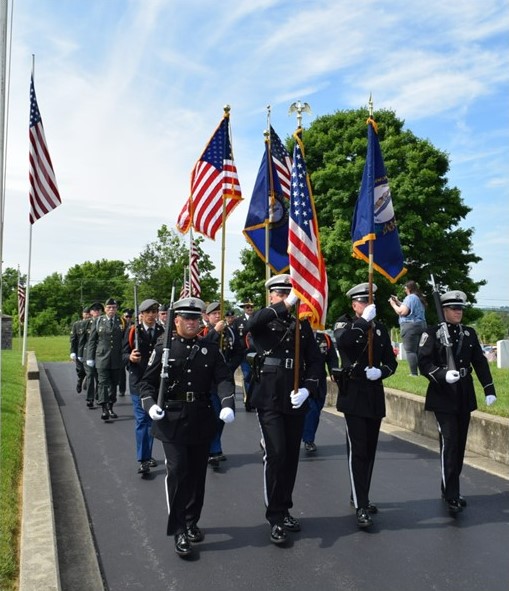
246 276 322 533
199 301 238 463
138 298 235 545
87 300 124 419
302 330 339 449
334 283 397 522
122 299 164 471
417 290 496 508
233 300 255 409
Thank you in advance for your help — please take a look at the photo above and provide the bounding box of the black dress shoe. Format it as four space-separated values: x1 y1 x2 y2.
208 456 220 468
86 400 94 408
270 524 287 545
356 508 373 528
350 499 378 514
174 533 192 557
446 498 463 514
101 407 109 421
283 514 301 532
138 461 150 475
108 406 118 419
304 441 317 453
442 493 467 508
148 458 157 468
186 524 204 543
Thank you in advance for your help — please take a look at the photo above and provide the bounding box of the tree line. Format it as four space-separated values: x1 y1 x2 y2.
2 108 507 342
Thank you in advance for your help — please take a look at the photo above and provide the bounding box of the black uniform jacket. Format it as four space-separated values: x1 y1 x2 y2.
418 322 496 414
138 333 235 444
246 301 323 414
334 314 397 418
122 323 165 390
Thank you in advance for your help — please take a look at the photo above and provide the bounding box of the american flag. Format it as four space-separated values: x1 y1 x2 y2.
269 126 292 200
179 279 190 299
29 75 61 224
189 239 201 297
176 114 242 240
18 283 26 324
288 130 328 330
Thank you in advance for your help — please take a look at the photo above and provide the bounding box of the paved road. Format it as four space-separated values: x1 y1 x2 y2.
42 362 509 591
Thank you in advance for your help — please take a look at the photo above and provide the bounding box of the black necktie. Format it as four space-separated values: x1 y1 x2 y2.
148 327 154 343
109 318 113 329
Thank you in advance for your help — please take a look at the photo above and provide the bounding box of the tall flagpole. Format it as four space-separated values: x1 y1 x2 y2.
22 55 36 365
367 93 375 366
264 105 274 305
219 104 232 318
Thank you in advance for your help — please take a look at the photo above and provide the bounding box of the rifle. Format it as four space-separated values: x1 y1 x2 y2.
133 283 139 350
156 283 176 409
430 274 457 374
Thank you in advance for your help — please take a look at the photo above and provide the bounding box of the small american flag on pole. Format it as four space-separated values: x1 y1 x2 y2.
18 282 26 324
176 112 242 240
29 75 61 224
288 129 328 330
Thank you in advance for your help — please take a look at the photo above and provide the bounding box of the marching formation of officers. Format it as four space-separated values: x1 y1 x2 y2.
69 276 497 558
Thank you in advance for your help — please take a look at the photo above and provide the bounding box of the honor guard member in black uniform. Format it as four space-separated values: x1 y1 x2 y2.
70 306 90 393
79 302 104 408
246 274 322 545
302 330 338 452
138 297 236 558
123 299 164 475
118 308 134 396
334 283 397 529
418 290 497 514
200 301 238 466
233 298 256 410
86 298 124 421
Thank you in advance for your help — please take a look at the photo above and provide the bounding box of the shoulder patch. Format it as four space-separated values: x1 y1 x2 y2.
334 321 348 330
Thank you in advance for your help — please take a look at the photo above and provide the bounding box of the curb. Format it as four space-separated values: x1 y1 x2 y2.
19 352 61 591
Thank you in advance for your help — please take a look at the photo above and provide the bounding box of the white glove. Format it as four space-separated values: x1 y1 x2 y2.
149 404 165 420
219 407 235 424
361 303 376 322
290 387 309 409
70 353 76 361
286 289 299 307
365 366 382 381
446 370 460 384
86 360 95 368
485 394 496 406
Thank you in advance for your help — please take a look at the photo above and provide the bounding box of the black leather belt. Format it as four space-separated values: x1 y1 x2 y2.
263 357 294 369
171 392 208 402
459 367 471 378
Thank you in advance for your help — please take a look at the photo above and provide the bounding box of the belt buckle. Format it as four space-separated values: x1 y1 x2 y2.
459 368 467 378
185 392 195 402
285 358 294 369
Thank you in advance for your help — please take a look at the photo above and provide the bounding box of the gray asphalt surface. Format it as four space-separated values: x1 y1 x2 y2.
43 362 509 591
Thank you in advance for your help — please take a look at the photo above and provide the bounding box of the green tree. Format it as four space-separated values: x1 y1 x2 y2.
232 108 485 327
127 225 219 305
476 312 506 344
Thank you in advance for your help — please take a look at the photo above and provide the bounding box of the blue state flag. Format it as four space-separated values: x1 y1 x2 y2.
243 127 291 273
352 117 406 283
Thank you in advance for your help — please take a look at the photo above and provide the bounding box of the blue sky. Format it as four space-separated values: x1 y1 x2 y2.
3 0 508 308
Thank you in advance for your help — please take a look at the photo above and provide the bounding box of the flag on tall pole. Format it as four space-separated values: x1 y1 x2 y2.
29 74 61 224
352 116 406 283
243 126 292 273
288 129 328 330
176 110 242 240
189 237 201 297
